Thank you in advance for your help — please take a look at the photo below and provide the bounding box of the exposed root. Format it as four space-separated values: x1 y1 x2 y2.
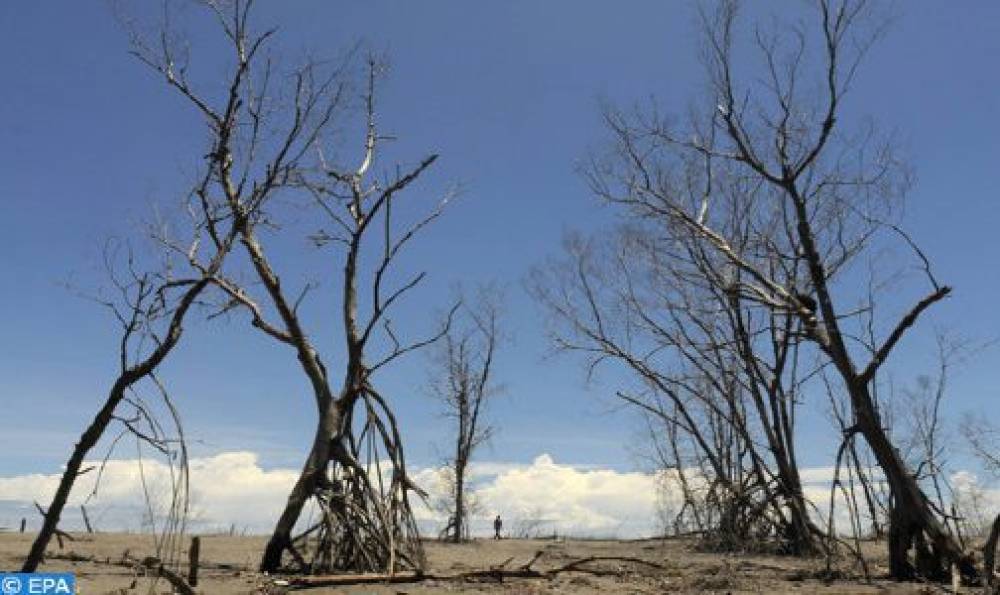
285 383 425 574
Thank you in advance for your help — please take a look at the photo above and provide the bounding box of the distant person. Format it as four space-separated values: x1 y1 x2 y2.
493 514 503 539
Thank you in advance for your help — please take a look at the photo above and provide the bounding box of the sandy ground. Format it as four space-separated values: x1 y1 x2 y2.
0 532 956 594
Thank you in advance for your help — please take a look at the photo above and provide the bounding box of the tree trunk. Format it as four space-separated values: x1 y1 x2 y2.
780 467 822 555
452 468 465 543
983 514 1000 590
21 381 125 571
850 381 972 579
260 402 340 572
22 279 209 572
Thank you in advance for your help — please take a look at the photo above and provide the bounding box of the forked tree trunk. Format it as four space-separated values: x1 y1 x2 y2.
260 359 425 573
849 381 972 579
786 176 966 577
250 57 445 575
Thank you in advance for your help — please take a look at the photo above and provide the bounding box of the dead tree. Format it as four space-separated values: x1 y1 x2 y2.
582 0 971 579
25 0 339 571
531 227 823 555
250 57 456 571
18 0 286 564
86 0 390 575
428 288 503 543
113 2 452 574
205 52 456 571
22 266 216 573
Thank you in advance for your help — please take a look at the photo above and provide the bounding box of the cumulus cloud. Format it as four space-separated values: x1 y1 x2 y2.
413 454 660 538
2 451 988 539
0 452 297 533
0 452 663 537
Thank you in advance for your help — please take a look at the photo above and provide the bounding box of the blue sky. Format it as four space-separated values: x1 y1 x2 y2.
1 1 999 488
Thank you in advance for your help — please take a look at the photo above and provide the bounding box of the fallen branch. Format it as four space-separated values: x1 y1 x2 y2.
286 552 670 588
289 571 422 587
47 548 668 591
547 555 669 577
46 550 245 573
133 556 196 595
41 550 195 595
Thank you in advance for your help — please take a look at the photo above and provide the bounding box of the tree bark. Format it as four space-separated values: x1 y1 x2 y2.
260 400 341 572
452 463 466 543
850 381 972 579
22 280 210 572
983 514 1000 590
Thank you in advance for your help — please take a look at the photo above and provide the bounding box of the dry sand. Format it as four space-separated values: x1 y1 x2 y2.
0 532 954 593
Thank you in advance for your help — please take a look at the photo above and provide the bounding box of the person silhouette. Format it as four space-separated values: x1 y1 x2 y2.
493 514 503 540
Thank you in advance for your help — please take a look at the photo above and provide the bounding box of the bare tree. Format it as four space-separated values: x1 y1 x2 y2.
107 1 452 575
21 0 293 570
532 226 824 554
428 288 503 543
240 57 458 573
22 251 225 572
578 0 970 579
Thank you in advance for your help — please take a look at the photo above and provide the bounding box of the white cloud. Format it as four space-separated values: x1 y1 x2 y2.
0 452 663 537
797 466 839 484
0 452 297 533
414 454 661 538
2 451 991 540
